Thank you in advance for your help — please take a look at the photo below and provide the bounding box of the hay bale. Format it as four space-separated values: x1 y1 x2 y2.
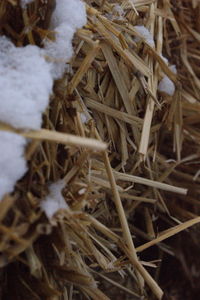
0 0 200 299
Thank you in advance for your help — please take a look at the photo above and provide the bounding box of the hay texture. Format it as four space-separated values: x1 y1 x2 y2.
0 0 200 299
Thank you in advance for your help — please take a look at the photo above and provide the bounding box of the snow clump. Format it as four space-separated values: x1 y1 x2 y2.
134 25 155 47
0 37 53 130
44 0 87 78
158 76 175 96
158 65 177 96
0 131 27 199
41 181 69 219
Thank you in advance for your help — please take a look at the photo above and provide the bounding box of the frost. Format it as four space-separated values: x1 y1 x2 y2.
41 181 69 219
0 37 53 130
44 0 87 79
158 76 175 96
0 131 27 199
134 25 155 47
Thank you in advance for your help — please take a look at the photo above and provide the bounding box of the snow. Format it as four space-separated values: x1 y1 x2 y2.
170 64 177 74
44 24 74 78
50 0 86 29
44 0 87 79
41 181 69 219
0 131 27 199
158 64 177 96
0 37 53 130
0 37 52 199
78 188 87 195
80 112 89 124
158 76 175 96
0 0 87 200
134 25 155 47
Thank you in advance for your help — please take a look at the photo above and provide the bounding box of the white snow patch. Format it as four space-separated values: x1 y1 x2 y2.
0 37 53 130
158 64 177 96
44 24 74 78
41 181 68 219
44 0 87 79
158 76 175 96
50 0 87 29
78 188 87 195
80 112 89 124
170 64 177 74
0 131 27 199
134 25 155 47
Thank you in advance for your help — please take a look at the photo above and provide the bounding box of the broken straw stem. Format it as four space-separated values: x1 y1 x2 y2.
22 129 107 151
0 126 107 151
114 171 187 195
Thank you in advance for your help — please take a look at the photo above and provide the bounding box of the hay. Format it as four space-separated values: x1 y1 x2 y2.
0 0 200 299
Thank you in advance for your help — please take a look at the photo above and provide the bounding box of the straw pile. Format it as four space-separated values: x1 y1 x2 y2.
0 0 200 299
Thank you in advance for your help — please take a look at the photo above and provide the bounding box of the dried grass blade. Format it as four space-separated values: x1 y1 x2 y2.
136 216 200 253
85 98 142 126
20 129 107 151
114 171 187 195
103 152 163 299
68 42 100 94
